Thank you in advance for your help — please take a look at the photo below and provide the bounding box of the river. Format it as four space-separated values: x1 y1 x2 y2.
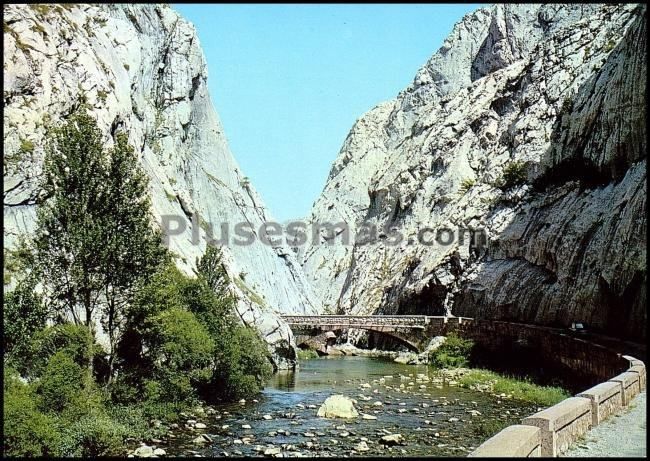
164 356 540 457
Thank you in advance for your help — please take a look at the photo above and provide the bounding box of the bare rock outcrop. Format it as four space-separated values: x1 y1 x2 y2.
302 4 646 341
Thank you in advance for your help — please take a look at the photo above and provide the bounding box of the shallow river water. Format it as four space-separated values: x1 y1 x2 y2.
164 356 540 457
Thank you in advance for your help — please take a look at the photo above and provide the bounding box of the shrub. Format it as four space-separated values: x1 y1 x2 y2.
429 332 474 369
213 325 273 400
146 308 215 370
36 351 89 414
117 249 272 406
3 276 47 363
58 413 128 457
297 348 320 360
3 370 62 457
107 405 161 440
142 308 215 402
459 178 476 194
19 138 35 154
498 160 527 190
28 323 99 378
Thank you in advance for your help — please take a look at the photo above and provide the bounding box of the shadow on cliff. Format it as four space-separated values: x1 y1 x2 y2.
451 6 647 347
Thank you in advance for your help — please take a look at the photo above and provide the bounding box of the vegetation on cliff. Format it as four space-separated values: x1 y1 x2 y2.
3 109 272 457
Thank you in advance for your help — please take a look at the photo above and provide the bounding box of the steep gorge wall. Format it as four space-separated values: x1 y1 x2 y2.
3 4 321 367
302 4 646 341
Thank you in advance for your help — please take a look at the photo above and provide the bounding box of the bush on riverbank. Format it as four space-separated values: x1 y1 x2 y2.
457 369 570 406
428 332 474 368
297 348 320 360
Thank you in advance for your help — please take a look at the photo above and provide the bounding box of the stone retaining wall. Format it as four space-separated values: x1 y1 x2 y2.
457 320 630 385
468 355 645 457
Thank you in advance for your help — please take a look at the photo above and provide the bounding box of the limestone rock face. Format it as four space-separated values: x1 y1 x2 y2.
302 4 646 341
316 395 359 419
3 4 321 367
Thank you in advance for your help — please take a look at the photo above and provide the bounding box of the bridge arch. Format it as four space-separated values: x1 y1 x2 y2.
294 326 421 352
282 315 464 353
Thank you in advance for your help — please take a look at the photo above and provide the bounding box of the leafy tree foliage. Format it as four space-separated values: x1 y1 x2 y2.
33 108 164 375
3 276 47 363
3 369 62 457
429 332 474 368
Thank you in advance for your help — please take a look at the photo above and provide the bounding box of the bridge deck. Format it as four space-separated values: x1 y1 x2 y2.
280 315 453 328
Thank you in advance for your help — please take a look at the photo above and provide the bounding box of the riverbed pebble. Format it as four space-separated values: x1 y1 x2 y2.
264 447 281 456
134 446 153 457
355 441 370 452
192 434 212 445
380 434 405 446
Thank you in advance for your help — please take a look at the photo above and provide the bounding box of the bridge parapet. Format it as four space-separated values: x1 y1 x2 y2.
281 315 472 328
281 315 474 352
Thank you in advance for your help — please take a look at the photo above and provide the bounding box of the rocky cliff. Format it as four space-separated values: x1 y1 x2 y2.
3 3 321 368
301 4 646 341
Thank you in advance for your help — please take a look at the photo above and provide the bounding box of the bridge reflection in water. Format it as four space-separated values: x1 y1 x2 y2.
281 315 472 353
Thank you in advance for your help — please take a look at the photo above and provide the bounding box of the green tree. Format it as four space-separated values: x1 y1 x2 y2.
142 308 215 402
33 108 165 379
196 244 232 295
35 109 108 331
195 245 272 400
100 132 166 383
116 252 272 404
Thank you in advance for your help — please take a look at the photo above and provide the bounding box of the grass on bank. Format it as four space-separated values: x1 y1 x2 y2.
457 369 570 407
428 332 570 407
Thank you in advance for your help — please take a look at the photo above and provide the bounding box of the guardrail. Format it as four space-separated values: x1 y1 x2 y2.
469 355 646 457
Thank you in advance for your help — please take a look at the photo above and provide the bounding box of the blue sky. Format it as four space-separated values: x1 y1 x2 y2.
173 4 482 221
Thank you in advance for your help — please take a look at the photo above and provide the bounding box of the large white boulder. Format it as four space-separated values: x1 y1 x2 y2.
316 395 359 419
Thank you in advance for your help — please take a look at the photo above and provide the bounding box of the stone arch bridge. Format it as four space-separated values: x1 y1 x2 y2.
281 315 473 353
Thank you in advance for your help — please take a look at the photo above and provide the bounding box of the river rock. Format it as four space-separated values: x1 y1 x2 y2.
195 423 207 429
134 446 154 458
153 448 166 456
362 414 377 420
316 395 359 418
263 415 273 420
264 447 281 456
192 434 212 445
355 441 370 452
380 434 405 446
